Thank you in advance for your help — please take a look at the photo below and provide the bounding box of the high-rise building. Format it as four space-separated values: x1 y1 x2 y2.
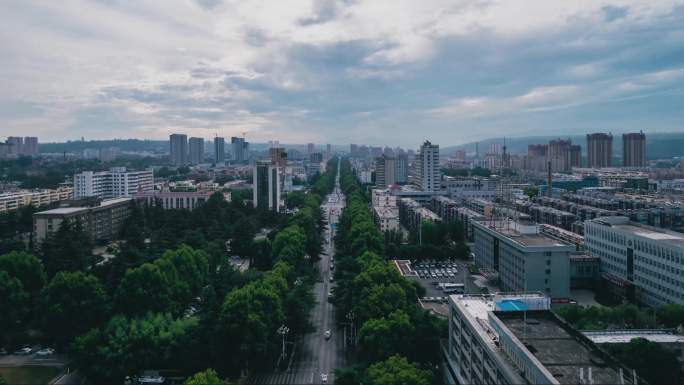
214 137 225 163
74 167 153 199
586 132 613 168
548 138 572 173
569 144 582 168
375 155 396 188
527 144 548 157
188 137 204 164
22 137 38 156
409 141 440 192
6 137 22 156
585 216 684 307
326 143 331 155
269 147 287 168
253 161 280 212
169 134 188 165
307 143 315 154
622 131 646 167
350 144 358 157
231 137 249 163
394 155 408 184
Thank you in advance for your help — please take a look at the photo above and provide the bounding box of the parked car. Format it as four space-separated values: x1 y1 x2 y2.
321 373 328 383
14 347 32 355
36 348 55 356
324 330 331 340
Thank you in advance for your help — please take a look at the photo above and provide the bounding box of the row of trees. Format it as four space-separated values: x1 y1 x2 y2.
556 303 684 330
384 219 470 261
331 159 445 385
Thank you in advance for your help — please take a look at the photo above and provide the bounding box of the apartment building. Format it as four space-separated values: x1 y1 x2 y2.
0 187 73 213
74 167 153 199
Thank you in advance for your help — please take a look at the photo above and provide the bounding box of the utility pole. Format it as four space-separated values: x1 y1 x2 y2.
277 324 290 362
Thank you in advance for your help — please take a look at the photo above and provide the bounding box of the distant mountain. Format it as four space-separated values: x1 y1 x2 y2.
443 132 684 160
40 139 169 154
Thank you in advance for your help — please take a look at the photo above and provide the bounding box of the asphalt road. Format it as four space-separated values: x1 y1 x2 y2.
249 162 345 385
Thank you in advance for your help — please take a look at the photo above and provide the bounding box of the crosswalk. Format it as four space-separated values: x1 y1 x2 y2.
247 369 322 385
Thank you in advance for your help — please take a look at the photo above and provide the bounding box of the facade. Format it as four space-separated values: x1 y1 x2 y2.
135 190 217 210
307 143 315 154
269 147 287 168
231 137 249 163
472 220 574 298
23 137 39 156
0 187 74 213
169 134 188 165
445 293 643 385
622 132 646 167
444 176 498 201
398 198 441 232
394 155 409 184
214 137 225 163
409 140 441 192
33 197 132 244
188 137 204 164
569 145 582 168
253 161 281 212
585 216 684 306
375 155 396 188
6 137 23 156
74 167 153 199
372 189 399 232
586 133 613 168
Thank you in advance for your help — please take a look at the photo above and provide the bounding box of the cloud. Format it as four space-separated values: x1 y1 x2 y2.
0 0 683 145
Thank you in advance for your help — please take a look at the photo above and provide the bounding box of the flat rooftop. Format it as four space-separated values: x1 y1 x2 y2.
478 221 573 248
497 311 637 385
614 223 684 246
35 207 87 215
583 330 684 344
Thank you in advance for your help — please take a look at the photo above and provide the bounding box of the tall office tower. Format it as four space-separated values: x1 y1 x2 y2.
375 155 396 188
586 132 613 168
622 131 646 167
6 137 23 156
188 137 204 164
169 134 188 165
394 155 408 184
22 137 38 156
350 144 358 157
326 143 332 155
409 140 441 192
231 137 248 163
548 138 572 172
269 147 287 167
214 137 225 163
569 145 582 168
307 143 315 154
253 161 280 212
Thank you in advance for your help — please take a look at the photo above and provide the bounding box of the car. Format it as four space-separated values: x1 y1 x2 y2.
328 291 333 298
14 347 32 355
36 348 55 356
329 275 334 282
321 373 328 383
324 330 331 339
0 348 7 355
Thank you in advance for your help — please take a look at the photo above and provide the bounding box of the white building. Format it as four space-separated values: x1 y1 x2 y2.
444 293 641 385
74 167 153 199
409 140 441 192
371 189 399 232
443 176 499 201
0 187 74 213
135 190 225 210
585 216 684 307
472 220 574 298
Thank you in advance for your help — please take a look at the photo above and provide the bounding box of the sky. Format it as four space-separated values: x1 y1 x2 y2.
1 0 684 147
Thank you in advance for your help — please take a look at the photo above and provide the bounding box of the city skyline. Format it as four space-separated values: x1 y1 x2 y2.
1 1 684 146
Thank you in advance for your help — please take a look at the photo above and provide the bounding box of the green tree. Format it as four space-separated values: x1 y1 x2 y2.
39 219 93 276
657 304 684 328
272 225 307 268
358 310 415 362
606 338 683 385
0 251 46 296
185 368 225 385
72 313 198 383
40 271 109 347
365 355 432 385
114 263 177 315
0 271 28 331
523 186 539 199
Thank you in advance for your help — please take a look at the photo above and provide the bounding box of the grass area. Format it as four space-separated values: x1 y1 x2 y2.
0 366 61 385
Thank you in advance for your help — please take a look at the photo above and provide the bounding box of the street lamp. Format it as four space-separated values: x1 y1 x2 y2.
277 324 290 361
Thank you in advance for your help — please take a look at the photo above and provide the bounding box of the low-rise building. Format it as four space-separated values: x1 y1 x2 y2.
398 198 441 232
135 190 226 210
472 220 574 298
0 187 74 213
33 197 132 244
445 293 645 385
585 216 684 307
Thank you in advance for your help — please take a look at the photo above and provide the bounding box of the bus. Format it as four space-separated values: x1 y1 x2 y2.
439 283 465 294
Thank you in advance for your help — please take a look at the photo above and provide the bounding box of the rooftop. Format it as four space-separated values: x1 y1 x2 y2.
497 311 640 385
35 207 87 215
476 220 574 248
594 216 684 247
583 329 684 344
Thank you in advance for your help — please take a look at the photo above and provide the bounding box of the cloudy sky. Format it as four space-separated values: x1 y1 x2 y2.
2 0 684 146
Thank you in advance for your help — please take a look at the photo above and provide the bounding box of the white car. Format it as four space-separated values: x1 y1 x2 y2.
329 275 333 282
36 348 55 356
321 373 328 383
324 330 331 339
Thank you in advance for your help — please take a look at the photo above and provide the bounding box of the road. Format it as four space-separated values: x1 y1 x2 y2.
249 161 346 385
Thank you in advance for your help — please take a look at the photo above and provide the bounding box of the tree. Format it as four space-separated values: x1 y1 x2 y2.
72 313 198 383
114 263 177 315
358 310 415 362
606 338 683 385
523 186 539 199
39 219 93 276
657 304 684 328
185 369 225 385
40 271 110 347
0 271 28 331
272 225 307 268
365 355 432 385
0 251 46 296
